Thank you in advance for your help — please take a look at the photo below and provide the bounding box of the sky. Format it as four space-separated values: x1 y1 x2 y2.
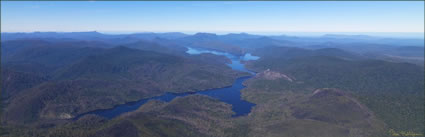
1 1 424 37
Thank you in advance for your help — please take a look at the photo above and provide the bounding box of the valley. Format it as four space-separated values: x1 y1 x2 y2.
73 48 258 120
2 2 424 137
0 32 424 137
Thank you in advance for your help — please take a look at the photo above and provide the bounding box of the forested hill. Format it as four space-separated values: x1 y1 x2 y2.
1 44 245 125
1 33 423 137
246 46 424 133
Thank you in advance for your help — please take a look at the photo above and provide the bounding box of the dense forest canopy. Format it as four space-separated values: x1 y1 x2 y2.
1 32 423 137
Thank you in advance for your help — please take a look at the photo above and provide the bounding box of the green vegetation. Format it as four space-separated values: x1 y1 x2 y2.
1 45 245 127
2 38 423 137
2 95 234 137
246 46 425 135
239 76 387 137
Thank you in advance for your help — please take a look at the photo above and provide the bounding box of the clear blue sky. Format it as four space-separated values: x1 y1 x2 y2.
1 1 424 35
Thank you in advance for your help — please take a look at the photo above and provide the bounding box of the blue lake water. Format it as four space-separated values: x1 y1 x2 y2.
186 47 257 74
73 47 259 120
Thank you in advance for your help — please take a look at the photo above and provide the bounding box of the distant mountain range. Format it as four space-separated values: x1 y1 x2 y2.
2 31 423 46
2 31 423 59
1 31 423 137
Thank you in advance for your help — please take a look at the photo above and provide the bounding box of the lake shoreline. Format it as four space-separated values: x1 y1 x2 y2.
73 47 260 120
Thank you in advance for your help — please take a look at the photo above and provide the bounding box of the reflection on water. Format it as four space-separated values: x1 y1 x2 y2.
242 53 260 61
186 47 234 58
186 47 260 61
186 47 259 74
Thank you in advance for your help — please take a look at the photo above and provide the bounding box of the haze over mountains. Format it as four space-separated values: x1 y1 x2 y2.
2 31 424 66
1 31 424 137
2 31 424 57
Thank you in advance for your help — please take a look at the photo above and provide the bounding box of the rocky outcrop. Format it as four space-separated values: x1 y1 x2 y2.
255 69 294 82
58 113 73 119
312 88 345 98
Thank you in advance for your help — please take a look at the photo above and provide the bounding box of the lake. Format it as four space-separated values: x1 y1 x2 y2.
73 47 259 120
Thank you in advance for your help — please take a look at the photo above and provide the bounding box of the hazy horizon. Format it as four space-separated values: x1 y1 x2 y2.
2 31 424 39
1 2 424 136
1 1 424 35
